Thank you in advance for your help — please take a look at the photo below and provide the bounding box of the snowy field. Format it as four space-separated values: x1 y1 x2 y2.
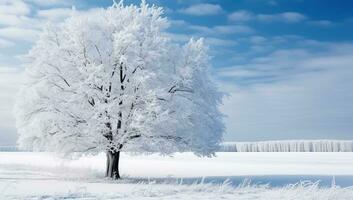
1 152 353 199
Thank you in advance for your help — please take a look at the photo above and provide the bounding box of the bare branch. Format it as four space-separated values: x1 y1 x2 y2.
94 45 103 64
168 85 193 94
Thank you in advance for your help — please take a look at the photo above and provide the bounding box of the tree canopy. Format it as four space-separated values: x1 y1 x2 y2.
14 1 224 158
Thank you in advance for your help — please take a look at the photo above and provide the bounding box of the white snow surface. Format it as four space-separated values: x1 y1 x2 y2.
221 140 353 152
1 152 353 199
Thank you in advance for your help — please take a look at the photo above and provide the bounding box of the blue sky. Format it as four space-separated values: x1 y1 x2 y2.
1 0 353 145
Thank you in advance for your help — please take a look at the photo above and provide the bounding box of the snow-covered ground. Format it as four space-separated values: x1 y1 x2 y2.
1 152 353 199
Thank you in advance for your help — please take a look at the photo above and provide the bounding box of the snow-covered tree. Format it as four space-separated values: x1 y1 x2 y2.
14 1 224 179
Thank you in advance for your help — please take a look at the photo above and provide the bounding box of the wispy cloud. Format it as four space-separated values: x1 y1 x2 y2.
267 0 278 6
228 10 254 22
0 1 38 44
213 25 253 34
0 0 31 15
178 3 223 16
218 42 353 140
258 12 307 23
228 10 307 23
0 67 22 131
171 19 254 37
0 27 39 42
0 0 74 121
24 0 72 7
167 33 237 47
205 37 238 47
0 38 15 48
190 24 254 35
36 8 73 21
228 9 337 27
175 0 202 4
307 20 333 27
0 0 75 44
249 36 267 44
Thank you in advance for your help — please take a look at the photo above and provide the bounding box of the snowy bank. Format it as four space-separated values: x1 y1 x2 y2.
220 140 353 152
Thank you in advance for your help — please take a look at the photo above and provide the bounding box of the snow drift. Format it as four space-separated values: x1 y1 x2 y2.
220 140 353 152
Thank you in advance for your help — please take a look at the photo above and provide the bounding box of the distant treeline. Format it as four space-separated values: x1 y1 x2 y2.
2 140 353 152
220 140 353 152
0 146 20 152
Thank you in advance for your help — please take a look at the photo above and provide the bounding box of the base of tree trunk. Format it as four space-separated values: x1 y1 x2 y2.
106 150 121 179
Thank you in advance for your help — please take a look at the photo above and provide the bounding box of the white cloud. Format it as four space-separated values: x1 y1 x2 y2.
205 37 238 47
0 67 22 130
176 0 202 4
0 1 43 43
0 14 42 29
169 20 253 45
267 0 278 6
0 0 78 45
170 19 188 27
0 0 79 145
167 33 237 47
213 25 253 34
258 12 307 23
0 27 39 42
307 20 333 27
0 14 24 26
36 8 73 21
178 3 223 16
0 38 15 48
217 69 258 78
228 10 307 23
218 43 353 141
166 33 190 43
25 0 71 7
228 10 254 22
189 24 254 35
0 0 31 15
249 36 267 44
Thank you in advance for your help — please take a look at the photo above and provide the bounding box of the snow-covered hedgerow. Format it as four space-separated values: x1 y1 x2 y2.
220 140 353 152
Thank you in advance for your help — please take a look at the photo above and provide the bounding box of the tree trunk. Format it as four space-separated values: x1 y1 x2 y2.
105 150 121 179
